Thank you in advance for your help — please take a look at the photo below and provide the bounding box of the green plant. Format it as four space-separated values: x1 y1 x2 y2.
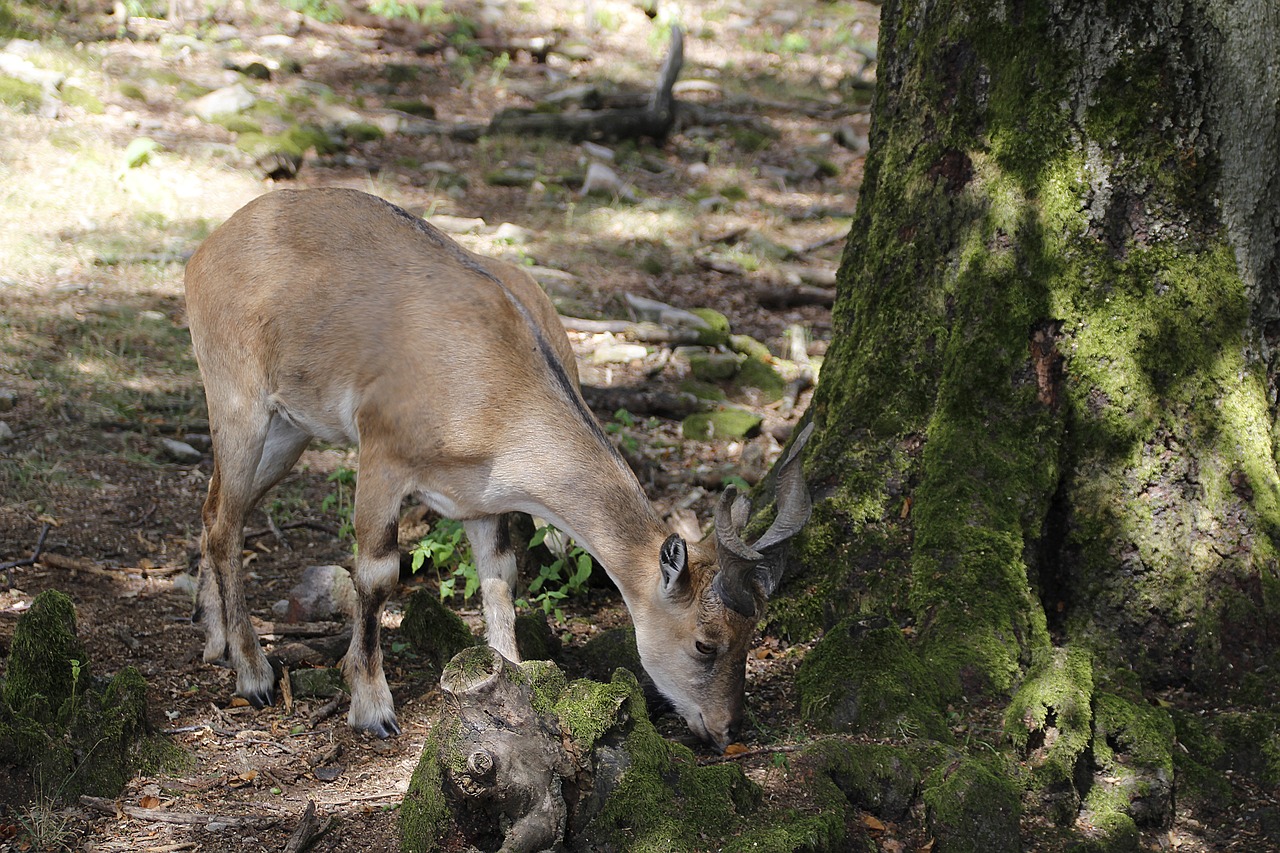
367 0 446 24
320 466 356 542
410 518 478 602
604 408 640 453
280 0 344 23
518 526 594 621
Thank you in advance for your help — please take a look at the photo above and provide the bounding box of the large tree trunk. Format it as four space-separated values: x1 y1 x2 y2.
786 0 1280 844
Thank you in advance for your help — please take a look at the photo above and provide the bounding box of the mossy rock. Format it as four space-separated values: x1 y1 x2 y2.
577 626 642 683
816 741 923 820
922 756 1021 853
688 351 740 382
343 121 385 143
1084 693 1175 831
0 74 43 111
399 588 478 674
679 378 728 402
736 357 786 403
214 114 263 134
729 333 773 362
795 615 949 741
1003 646 1093 823
288 666 346 699
1169 709 1234 812
60 86 104 114
515 611 560 661
682 407 762 441
689 307 731 346
387 98 436 117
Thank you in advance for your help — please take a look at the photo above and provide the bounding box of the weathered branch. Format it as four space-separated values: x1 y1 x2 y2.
486 26 684 143
580 384 705 420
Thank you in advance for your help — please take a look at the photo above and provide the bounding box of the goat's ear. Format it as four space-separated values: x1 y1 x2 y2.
659 534 688 595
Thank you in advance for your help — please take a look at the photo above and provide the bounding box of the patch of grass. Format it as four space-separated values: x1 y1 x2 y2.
0 74 43 110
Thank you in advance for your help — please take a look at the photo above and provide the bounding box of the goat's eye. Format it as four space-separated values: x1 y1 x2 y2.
695 640 716 657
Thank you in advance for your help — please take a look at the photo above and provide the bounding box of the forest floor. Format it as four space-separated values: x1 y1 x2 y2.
0 0 1264 851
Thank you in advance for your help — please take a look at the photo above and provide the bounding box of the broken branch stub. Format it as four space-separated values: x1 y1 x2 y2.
436 647 572 853
402 646 763 851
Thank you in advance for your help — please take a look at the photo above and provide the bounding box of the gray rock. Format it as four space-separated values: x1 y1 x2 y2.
0 421 13 443
0 52 64 93
0 388 16 411
188 83 255 121
580 161 633 200
272 565 356 622
158 437 202 463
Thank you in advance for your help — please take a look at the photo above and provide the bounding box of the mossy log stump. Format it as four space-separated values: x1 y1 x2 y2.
0 590 177 800
401 646 762 852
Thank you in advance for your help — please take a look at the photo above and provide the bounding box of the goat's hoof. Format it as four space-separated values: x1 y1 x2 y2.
356 716 401 739
240 686 275 709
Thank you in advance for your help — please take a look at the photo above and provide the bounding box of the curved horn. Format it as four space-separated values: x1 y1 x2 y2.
750 422 814 596
751 422 814 554
713 486 762 617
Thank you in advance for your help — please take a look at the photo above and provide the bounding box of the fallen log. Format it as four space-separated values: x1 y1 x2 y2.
580 384 705 420
486 26 684 143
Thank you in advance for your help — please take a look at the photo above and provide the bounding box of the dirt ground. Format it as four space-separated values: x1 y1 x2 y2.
0 0 1269 850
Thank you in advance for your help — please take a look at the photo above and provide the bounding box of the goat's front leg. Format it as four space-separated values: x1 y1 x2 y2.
343 462 406 738
465 515 520 662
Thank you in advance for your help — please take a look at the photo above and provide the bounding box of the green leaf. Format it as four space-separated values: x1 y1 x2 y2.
123 136 160 168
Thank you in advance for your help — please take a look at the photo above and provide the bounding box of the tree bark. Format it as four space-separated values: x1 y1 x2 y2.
786 0 1280 843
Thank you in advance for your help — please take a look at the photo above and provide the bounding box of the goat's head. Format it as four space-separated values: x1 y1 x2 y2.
633 423 813 751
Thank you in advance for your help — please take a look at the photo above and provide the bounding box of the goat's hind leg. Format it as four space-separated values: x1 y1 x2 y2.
466 514 520 663
197 409 308 707
344 461 408 738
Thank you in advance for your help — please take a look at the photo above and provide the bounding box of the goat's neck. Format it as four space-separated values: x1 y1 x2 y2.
528 453 667 612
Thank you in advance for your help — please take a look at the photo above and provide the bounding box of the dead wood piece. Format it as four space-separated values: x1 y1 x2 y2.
250 616 344 637
696 743 804 766
283 800 335 853
560 316 703 346
1 522 50 585
756 284 837 310
78 795 271 828
308 694 345 727
36 552 183 578
243 519 341 541
781 325 817 417
581 385 705 420
486 26 684 143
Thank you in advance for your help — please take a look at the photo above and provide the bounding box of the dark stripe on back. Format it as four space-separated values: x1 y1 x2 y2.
373 195 623 461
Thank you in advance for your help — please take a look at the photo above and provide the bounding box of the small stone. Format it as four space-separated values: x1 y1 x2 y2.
579 141 614 161
276 565 356 622
493 222 533 244
189 83 255 121
170 573 198 599
0 388 16 411
591 343 649 365
0 421 13 443
580 161 633 200
158 437 202 463
431 214 486 234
